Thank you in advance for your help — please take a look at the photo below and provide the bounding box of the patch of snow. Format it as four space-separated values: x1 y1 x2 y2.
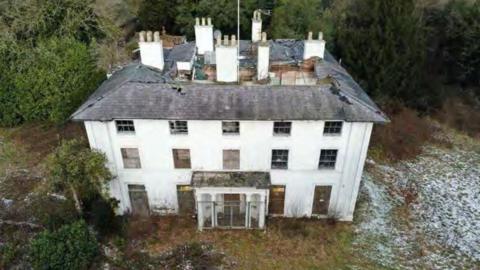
354 145 480 269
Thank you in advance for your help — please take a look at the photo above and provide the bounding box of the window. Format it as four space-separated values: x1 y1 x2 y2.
116 120 135 133
323 121 343 135
273 122 291 135
223 150 240 170
222 121 240 135
173 149 191 168
169 121 188 134
121 148 141 168
318 149 338 169
271 149 289 169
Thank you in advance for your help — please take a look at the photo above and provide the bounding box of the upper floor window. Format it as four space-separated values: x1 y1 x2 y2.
169 120 188 134
223 149 240 170
121 148 141 168
273 122 291 136
318 149 338 169
173 149 191 169
116 120 135 133
222 121 240 135
271 149 289 169
323 121 343 135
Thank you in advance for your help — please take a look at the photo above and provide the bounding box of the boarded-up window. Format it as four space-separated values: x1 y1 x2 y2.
128 184 149 216
173 149 191 168
223 150 240 170
269 185 285 215
121 148 141 168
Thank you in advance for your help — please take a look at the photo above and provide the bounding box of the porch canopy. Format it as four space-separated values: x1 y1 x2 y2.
191 171 270 230
191 171 271 188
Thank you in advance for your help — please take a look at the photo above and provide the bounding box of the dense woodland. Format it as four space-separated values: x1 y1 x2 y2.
0 0 479 127
0 0 479 269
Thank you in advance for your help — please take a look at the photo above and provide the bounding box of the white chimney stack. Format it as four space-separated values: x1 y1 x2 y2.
215 35 238 82
303 31 326 60
257 32 269 81
252 10 262 42
139 30 164 70
194 17 214 55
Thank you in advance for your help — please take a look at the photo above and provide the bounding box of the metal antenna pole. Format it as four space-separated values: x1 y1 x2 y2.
237 0 240 83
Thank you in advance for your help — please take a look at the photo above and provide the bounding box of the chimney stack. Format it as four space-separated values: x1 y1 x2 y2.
138 30 164 70
257 32 270 81
303 31 326 60
215 35 238 82
194 17 214 55
251 10 262 42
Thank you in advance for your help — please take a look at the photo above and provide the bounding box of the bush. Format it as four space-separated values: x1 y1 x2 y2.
29 220 99 270
370 104 433 162
83 194 123 237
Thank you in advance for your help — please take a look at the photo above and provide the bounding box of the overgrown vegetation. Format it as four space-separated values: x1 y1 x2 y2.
29 220 99 270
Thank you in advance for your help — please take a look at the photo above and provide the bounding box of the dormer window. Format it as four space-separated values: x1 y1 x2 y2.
116 120 135 133
323 121 343 135
169 120 188 134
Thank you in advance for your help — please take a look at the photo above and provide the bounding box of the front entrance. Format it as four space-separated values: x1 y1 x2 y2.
216 194 245 228
128 184 150 216
312 186 332 215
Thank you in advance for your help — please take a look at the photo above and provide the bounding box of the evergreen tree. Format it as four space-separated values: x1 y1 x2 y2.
336 0 427 107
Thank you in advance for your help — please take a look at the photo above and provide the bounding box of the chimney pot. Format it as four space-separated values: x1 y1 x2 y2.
146 31 153 42
231 35 236 46
194 17 214 54
139 30 164 70
251 10 262 42
207 17 212 26
308 31 313 41
261 32 267 43
154 31 161 42
139 31 145 42
216 35 222 46
223 35 229 46
318 32 323 40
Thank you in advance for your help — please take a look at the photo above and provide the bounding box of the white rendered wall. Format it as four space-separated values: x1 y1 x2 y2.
194 25 214 54
84 120 373 220
215 46 238 82
139 41 164 70
251 20 262 42
303 40 326 60
257 44 270 81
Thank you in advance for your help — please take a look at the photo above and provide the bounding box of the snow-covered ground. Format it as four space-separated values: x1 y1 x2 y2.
353 140 480 269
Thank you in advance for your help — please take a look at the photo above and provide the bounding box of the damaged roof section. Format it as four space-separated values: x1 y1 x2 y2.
192 171 271 189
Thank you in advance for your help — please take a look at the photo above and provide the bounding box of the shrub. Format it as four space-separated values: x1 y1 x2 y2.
83 194 123 237
370 104 433 162
29 220 99 270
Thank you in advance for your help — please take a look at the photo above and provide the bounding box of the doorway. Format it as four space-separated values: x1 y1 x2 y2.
128 184 150 216
268 185 285 215
216 194 245 228
312 186 332 216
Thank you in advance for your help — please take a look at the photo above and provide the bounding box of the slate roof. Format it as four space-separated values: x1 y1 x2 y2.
71 40 388 123
192 171 271 189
